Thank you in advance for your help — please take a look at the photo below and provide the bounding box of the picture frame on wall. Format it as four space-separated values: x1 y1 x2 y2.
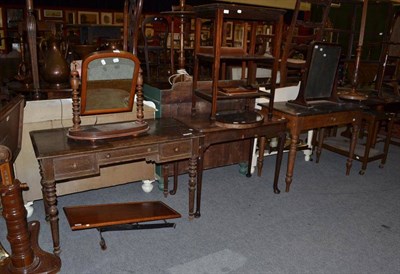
225 21 233 40
263 25 271 35
113 12 124 25
234 24 244 47
78 11 99 24
65 10 76 24
6 8 23 29
190 19 195 31
234 24 244 42
0 8 3 28
34 9 41 21
0 30 6 50
101 12 112 25
200 30 210 41
43 9 63 18
144 27 154 38
256 25 263 35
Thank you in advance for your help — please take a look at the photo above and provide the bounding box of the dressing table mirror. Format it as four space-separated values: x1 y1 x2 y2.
67 50 149 141
287 42 342 108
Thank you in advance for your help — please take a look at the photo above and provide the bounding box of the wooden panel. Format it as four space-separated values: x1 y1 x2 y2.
64 201 181 230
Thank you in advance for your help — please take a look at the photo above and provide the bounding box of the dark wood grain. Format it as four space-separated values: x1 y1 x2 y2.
30 117 201 255
64 201 181 230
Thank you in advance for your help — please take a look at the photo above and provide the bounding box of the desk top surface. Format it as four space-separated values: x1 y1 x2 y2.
30 118 201 159
261 101 363 117
177 114 286 133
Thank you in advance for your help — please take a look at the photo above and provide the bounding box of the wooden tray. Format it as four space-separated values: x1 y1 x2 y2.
63 201 181 230
218 86 258 96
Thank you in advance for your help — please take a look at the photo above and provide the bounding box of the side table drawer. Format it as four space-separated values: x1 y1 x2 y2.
98 145 159 164
308 113 358 127
159 140 192 161
53 155 98 180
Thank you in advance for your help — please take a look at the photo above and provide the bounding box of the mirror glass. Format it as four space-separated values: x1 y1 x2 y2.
304 43 341 100
80 51 139 115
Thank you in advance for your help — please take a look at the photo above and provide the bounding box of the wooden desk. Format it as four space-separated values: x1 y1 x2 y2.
30 118 201 255
178 115 287 217
259 102 362 192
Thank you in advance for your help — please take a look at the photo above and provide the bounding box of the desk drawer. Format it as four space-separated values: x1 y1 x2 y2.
159 140 192 161
307 113 358 127
53 155 98 180
97 145 158 164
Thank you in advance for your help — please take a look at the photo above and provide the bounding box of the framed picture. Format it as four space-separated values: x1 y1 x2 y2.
0 30 6 50
256 25 263 35
34 9 41 21
113 12 124 25
6 8 23 28
43 9 63 18
225 21 233 40
101 12 112 25
144 27 154 38
0 8 3 28
190 19 195 31
65 10 76 24
200 30 210 41
263 25 271 35
78 11 99 24
234 24 244 42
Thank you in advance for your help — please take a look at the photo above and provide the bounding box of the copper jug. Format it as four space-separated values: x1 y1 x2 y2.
39 36 70 88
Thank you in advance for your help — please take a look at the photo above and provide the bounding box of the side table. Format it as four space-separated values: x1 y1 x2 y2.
259 101 362 192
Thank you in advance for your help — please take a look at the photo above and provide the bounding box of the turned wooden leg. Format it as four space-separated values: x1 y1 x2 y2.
195 148 204 218
361 115 375 173
41 179 60 255
273 131 286 194
347 122 359 175
188 156 197 219
257 137 266 177
285 132 299 192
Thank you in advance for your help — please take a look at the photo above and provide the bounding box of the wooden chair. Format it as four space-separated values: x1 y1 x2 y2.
123 0 144 55
279 0 333 87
